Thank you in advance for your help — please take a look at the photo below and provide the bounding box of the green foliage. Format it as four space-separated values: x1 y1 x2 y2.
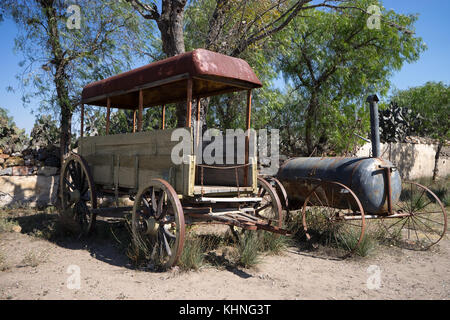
1 0 157 141
390 82 449 142
185 0 281 130
83 105 178 137
0 107 28 154
236 231 261 268
30 115 59 149
178 237 206 271
273 0 425 155
258 231 289 255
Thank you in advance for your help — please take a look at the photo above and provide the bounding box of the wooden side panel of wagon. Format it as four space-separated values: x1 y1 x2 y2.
78 128 195 196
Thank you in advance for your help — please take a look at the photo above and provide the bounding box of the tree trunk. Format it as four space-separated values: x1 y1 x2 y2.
432 142 443 181
157 0 187 127
40 0 72 163
305 93 318 155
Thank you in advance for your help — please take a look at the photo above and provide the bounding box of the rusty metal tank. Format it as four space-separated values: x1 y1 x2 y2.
276 157 401 214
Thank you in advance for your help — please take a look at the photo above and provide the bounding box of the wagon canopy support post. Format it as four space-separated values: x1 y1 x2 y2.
244 90 252 186
186 78 193 128
138 89 144 131
133 110 136 133
196 98 201 149
80 104 84 138
161 104 166 129
106 98 111 135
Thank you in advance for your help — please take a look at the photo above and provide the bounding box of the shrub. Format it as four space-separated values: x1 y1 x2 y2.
235 231 261 268
178 237 205 271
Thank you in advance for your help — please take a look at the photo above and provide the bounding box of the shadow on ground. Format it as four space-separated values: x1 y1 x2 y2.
10 211 261 278
12 213 132 269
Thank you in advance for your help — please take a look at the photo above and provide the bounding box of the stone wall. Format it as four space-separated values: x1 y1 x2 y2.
356 142 450 180
0 175 59 208
0 145 60 208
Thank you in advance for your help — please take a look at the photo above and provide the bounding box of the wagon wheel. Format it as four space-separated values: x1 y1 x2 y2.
60 153 97 236
132 179 185 270
253 177 283 228
380 181 447 250
229 178 282 240
301 181 365 256
267 177 289 220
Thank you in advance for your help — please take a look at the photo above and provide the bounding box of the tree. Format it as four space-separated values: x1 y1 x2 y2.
126 0 371 127
1 0 149 163
0 107 29 154
29 114 60 149
274 0 425 155
390 82 450 180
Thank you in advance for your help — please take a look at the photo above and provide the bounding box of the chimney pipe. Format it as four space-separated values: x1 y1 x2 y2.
367 94 381 158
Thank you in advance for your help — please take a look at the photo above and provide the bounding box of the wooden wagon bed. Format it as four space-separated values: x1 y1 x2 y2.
60 49 286 269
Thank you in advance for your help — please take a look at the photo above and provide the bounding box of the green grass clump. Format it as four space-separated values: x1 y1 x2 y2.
259 231 289 255
0 251 10 271
0 210 19 233
20 250 48 268
235 231 261 268
178 237 206 271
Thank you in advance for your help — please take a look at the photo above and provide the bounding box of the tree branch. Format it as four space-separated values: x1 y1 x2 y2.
125 0 160 20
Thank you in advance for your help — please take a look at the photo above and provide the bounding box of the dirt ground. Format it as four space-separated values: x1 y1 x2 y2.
0 210 449 301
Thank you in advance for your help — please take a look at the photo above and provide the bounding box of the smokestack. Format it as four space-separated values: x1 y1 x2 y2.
367 94 380 158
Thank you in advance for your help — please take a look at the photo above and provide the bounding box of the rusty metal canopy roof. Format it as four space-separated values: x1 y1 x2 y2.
81 49 262 110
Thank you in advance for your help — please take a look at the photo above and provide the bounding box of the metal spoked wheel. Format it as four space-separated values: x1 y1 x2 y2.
380 181 447 250
266 177 289 213
60 153 97 236
301 181 366 256
132 179 185 270
253 177 283 228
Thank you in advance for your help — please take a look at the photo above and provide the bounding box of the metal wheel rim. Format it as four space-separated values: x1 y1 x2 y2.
254 177 283 228
132 179 185 269
301 181 366 255
380 181 447 250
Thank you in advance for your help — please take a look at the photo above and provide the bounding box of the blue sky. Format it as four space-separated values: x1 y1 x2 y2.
0 0 449 134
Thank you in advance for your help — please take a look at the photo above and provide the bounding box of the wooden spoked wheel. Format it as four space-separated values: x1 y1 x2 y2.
132 179 185 269
60 153 97 236
252 177 283 228
380 181 447 250
301 181 365 255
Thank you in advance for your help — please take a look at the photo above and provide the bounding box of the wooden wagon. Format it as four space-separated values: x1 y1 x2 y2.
60 49 285 269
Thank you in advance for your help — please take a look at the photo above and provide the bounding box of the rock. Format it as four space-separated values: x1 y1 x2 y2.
12 225 22 233
0 175 60 207
0 158 4 165
21 149 33 157
0 168 13 176
37 149 49 161
0 154 9 159
11 152 22 157
44 156 60 167
36 161 45 167
12 166 33 176
37 166 59 176
5 157 25 167
24 159 35 166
